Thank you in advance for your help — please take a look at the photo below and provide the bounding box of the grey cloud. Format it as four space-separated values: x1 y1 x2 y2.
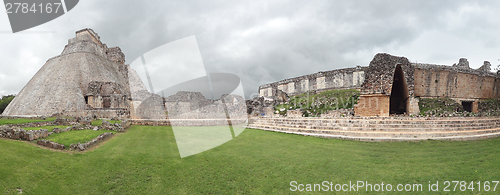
1 0 500 98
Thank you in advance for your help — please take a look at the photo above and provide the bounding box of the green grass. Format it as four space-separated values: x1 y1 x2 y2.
0 117 56 125
0 126 500 194
44 130 115 148
275 89 359 117
91 119 121 126
23 125 72 132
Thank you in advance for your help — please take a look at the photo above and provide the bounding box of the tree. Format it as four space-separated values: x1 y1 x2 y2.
497 53 500 74
0 95 15 114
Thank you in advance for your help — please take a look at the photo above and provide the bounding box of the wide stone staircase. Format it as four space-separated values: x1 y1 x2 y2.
247 117 500 141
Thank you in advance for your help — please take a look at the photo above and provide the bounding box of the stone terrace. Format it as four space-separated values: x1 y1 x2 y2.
247 117 500 141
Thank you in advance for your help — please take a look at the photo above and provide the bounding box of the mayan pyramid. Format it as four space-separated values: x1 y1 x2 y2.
2 28 164 119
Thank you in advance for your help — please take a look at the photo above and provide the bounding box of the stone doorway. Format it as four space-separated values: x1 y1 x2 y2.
462 101 473 112
103 97 111 108
389 64 409 114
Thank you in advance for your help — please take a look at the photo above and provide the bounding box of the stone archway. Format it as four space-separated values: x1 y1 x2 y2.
390 64 409 114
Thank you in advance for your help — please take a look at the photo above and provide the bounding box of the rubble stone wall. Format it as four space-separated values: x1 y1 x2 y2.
360 53 415 95
0 126 49 141
69 132 114 151
37 139 65 150
63 109 130 119
355 53 415 117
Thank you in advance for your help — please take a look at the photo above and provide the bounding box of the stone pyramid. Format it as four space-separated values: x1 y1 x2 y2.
2 28 164 119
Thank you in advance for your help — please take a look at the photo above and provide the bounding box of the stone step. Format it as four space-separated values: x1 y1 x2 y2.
248 124 497 133
253 121 500 128
247 124 500 139
247 116 500 141
252 118 500 129
251 121 500 131
255 119 500 126
257 117 500 123
248 126 500 142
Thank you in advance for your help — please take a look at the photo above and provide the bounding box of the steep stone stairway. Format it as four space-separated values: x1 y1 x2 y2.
247 117 500 141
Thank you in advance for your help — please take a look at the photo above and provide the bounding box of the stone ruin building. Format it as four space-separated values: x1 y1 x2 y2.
2 28 164 119
2 28 247 121
3 28 498 120
165 91 247 121
258 53 500 117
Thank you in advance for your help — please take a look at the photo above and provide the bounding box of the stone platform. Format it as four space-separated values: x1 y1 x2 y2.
247 117 500 141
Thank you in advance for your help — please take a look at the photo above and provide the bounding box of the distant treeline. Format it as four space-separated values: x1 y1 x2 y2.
0 95 15 114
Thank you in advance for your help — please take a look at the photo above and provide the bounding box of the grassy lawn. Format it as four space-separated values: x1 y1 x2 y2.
45 130 116 148
91 119 121 126
0 126 499 194
23 125 72 132
0 117 56 125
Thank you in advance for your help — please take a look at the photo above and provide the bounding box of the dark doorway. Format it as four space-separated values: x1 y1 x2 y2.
103 97 111 108
462 101 473 112
84 96 89 104
390 64 409 114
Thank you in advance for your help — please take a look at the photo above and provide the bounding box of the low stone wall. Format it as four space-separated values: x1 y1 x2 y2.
128 118 248 126
1 117 125 152
70 132 114 151
9 117 126 132
22 129 49 141
64 109 131 120
10 121 54 128
37 139 65 150
0 126 49 141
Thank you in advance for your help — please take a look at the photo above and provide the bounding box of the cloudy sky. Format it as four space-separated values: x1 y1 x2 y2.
0 0 499 99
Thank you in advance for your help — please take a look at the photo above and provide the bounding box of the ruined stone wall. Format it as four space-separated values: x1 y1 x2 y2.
63 109 130 119
75 28 102 46
165 93 247 120
106 47 126 64
413 63 500 100
134 94 166 119
85 81 129 109
355 53 416 117
258 67 366 97
128 119 247 126
69 132 114 151
360 53 415 95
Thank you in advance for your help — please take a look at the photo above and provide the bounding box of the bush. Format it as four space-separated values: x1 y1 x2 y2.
274 89 359 117
0 95 15 114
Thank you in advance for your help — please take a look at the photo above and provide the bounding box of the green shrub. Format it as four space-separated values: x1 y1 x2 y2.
0 95 15 114
275 89 359 117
